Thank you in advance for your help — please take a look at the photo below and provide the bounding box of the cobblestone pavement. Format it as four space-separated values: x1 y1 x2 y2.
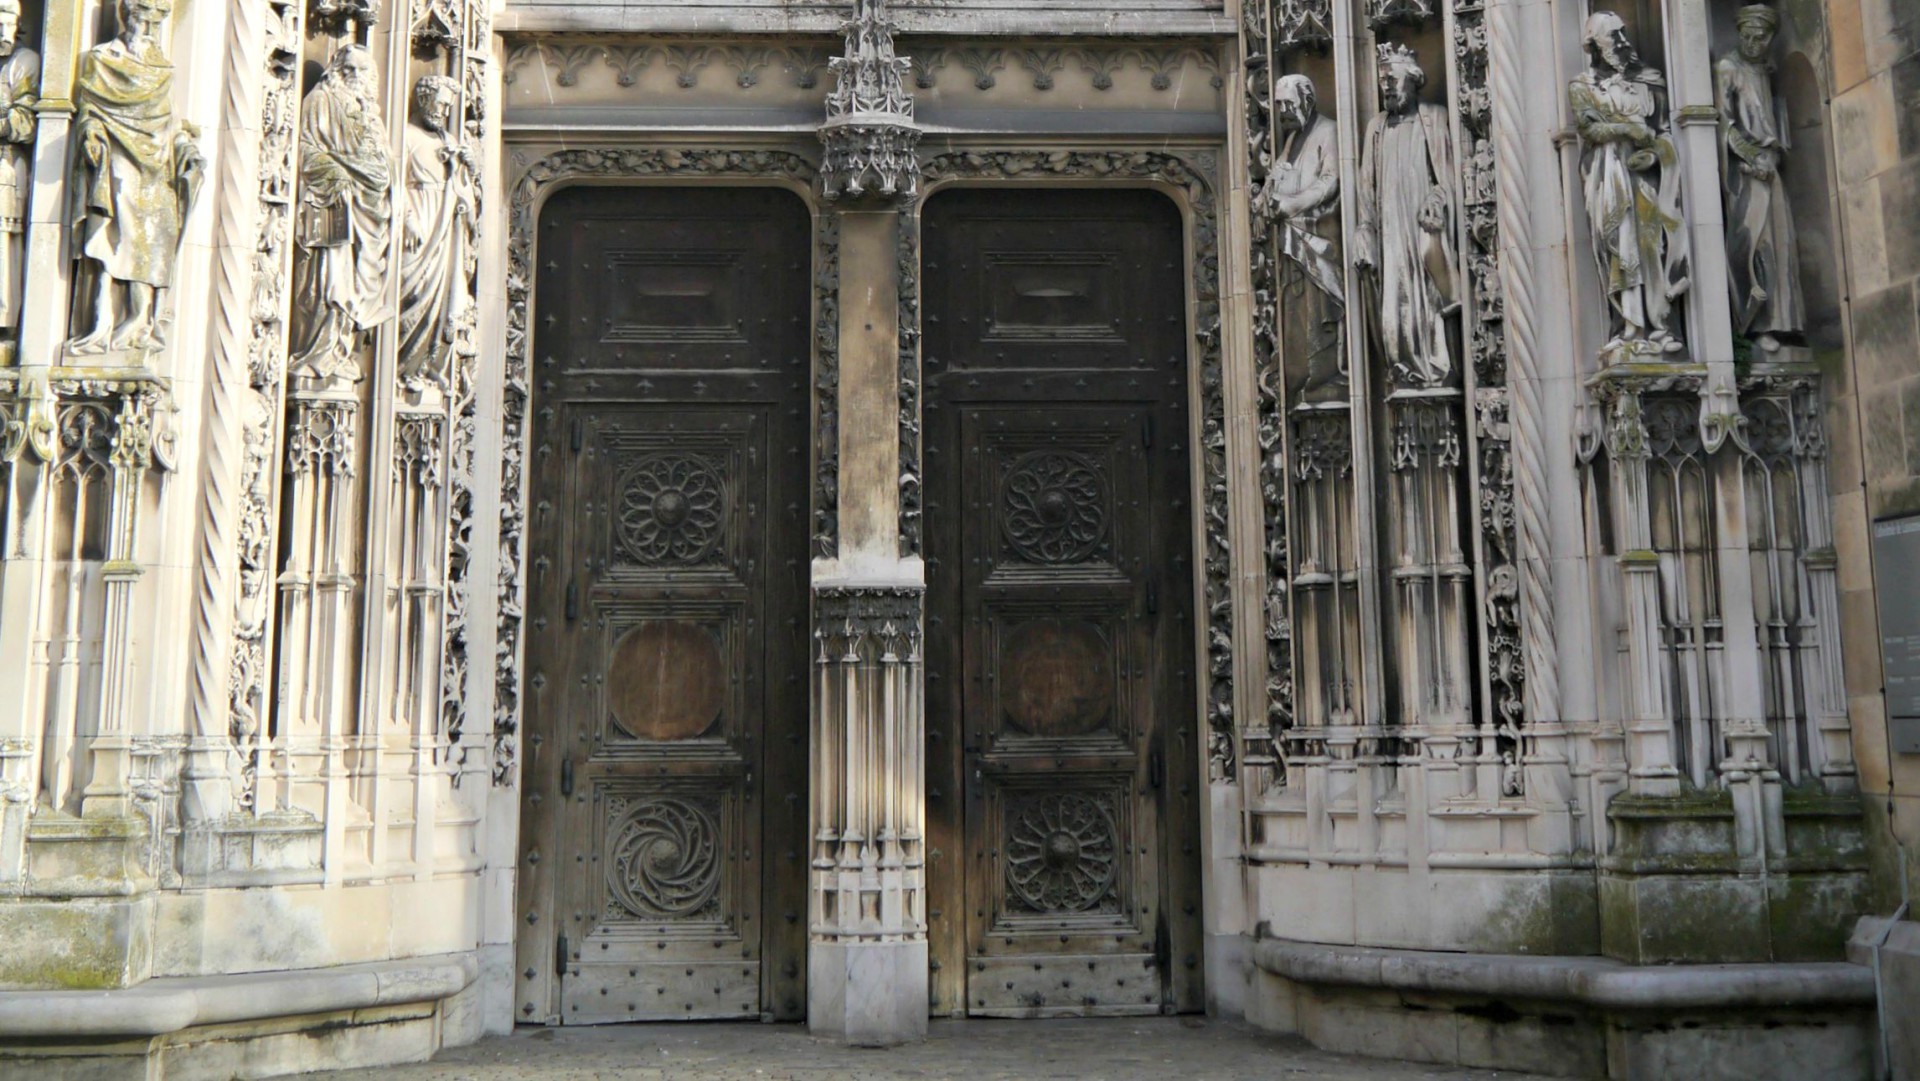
320 1016 1550 1080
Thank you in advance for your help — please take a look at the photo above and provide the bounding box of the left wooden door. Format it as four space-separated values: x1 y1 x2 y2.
520 186 812 1024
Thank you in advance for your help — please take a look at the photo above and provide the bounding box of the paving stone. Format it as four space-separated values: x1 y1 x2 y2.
315 1017 1549 1081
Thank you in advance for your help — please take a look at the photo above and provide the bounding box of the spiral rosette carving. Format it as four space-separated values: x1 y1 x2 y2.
1001 451 1108 564
606 796 722 920
616 454 725 565
1005 792 1118 913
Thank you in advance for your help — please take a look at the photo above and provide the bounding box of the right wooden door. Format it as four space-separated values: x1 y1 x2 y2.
922 188 1205 1018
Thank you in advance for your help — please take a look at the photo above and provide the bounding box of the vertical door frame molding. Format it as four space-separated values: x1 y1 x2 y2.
496 147 823 791
914 147 1241 791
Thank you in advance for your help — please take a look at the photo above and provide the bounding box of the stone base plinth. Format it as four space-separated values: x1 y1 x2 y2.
0 952 486 1080
1247 935 1876 1079
808 938 927 1047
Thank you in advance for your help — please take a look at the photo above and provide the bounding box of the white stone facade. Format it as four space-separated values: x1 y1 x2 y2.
0 0 1907 1076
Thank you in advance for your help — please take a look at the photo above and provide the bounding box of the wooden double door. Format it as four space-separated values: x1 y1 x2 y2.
521 184 1202 1025
922 189 1205 1017
521 186 812 1024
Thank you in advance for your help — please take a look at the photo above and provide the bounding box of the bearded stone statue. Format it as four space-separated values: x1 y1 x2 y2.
1570 11 1691 360
289 44 393 384
1355 44 1458 389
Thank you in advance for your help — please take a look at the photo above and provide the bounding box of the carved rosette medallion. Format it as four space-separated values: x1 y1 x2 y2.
1005 792 1118 913
1001 450 1107 564
605 795 723 920
616 454 725 566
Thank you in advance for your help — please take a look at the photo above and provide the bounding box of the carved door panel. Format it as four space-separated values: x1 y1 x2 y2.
923 189 1203 1018
520 187 811 1025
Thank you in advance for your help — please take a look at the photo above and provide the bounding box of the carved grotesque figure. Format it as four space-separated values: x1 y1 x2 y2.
1355 44 1457 388
1570 11 1690 359
1716 4 1803 352
289 44 392 384
1256 73 1345 395
0 0 38 339
397 74 476 392
68 0 205 355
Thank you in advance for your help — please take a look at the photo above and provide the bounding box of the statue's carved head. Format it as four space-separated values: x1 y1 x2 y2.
1275 74 1318 132
1736 5 1779 64
1583 11 1640 74
118 0 173 42
1375 43 1425 115
323 43 377 103
414 74 459 134
0 0 21 54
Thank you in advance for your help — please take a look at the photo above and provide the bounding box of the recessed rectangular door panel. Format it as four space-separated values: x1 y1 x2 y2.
521 186 811 1025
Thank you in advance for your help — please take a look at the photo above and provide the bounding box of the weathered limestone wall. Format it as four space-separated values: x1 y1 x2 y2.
1823 0 1920 1074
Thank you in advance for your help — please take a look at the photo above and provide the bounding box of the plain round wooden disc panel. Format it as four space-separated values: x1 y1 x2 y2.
999 619 1114 737
607 621 725 741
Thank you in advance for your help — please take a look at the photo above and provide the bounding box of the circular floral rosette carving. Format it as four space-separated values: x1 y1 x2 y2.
1001 450 1108 564
1005 791 1118 913
606 796 722 920
616 454 726 565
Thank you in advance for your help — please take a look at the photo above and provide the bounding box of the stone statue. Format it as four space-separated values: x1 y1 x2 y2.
1716 5 1803 353
0 0 37 338
67 0 204 356
289 44 392 384
397 74 476 393
1256 73 1345 396
1354 44 1457 388
1570 11 1690 360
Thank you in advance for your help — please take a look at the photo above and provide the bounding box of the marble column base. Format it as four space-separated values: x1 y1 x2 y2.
807 938 927 1047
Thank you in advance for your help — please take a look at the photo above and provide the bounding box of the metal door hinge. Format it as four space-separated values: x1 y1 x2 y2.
570 418 585 453
560 757 574 798
1141 415 1154 449
1145 578 1159 617
555 933 570 976
1148 744 1165 790
565 579 579 622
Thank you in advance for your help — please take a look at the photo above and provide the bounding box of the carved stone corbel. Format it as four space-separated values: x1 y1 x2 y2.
819 0 919 203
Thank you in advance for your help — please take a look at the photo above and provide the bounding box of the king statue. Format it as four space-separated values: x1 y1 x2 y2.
0 0 38 339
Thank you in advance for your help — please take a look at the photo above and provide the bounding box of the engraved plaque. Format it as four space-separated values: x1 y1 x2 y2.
1874 515 1920 748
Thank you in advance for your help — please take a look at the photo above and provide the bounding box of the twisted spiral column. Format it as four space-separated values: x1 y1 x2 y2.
184 0 269 767
1488 0 1560 722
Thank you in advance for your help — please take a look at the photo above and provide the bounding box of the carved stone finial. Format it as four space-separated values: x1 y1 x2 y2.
818 0 919 202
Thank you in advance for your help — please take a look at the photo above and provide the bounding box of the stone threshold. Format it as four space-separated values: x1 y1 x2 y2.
1251 937 1876 1010
0 953 481 1039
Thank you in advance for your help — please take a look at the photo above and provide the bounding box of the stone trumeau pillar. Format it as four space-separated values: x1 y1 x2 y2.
808 0 928 1047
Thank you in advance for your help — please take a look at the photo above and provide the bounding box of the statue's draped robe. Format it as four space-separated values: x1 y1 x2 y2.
1570 67 1690 344
1358 103 1456 387
1715 53 1803 339
0 46 38 328
1263 112 1345 396
397 125 474 388
290 77 392 379
74 39 185 289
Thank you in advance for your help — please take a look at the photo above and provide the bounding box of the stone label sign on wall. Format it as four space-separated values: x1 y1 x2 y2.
1874 514 1920 752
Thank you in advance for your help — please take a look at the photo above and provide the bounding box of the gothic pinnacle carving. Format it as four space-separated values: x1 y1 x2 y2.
819 0 919 202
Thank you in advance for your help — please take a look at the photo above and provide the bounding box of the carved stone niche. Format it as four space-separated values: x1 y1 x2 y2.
1367 0 1436 32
